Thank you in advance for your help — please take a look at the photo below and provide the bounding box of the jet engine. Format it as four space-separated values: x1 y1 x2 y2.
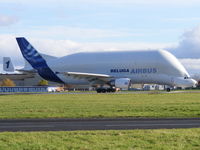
112 78 131 89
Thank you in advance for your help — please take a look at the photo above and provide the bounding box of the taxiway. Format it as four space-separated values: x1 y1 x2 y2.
0 118 200 132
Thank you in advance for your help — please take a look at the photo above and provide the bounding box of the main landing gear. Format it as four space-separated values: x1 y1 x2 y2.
166 88 171 92
96 87 116 93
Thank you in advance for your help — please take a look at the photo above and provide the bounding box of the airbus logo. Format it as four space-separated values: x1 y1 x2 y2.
131 68 157 74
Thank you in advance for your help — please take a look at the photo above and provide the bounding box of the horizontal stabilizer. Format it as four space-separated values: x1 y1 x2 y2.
16 69 37 74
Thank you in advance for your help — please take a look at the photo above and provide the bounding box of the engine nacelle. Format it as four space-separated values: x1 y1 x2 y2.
113 78 131 89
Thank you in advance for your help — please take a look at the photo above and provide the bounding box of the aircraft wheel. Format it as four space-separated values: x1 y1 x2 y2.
96 88 116 93
96 88 102 93
166 88 171 92
101 89 106 93
111 88 116 92
106 88 111 93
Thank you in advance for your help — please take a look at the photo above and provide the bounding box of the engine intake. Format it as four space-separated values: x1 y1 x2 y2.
113 78 131 89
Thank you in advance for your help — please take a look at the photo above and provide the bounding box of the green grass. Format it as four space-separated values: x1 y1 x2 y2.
0 128 200 150
0 93 200 119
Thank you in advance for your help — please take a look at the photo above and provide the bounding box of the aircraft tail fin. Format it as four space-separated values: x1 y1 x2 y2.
3 57 14 72
16 37 63 83
16 37 48 70
23 53 58 70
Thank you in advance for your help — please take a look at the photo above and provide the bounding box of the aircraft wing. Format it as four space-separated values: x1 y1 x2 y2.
59 72 113 83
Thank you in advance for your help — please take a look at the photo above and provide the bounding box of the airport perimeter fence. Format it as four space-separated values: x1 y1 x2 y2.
0 86 48 93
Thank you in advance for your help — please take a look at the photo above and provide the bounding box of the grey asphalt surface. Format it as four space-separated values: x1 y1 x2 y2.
0 118 200 132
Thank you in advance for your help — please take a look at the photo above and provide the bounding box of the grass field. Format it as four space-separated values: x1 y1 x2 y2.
0 128 200 150
0 93 200 118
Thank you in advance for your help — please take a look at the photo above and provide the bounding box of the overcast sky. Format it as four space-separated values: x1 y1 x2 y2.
1 0 200 74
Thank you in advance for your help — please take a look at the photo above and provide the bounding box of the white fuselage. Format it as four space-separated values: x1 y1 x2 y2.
45 49 196 88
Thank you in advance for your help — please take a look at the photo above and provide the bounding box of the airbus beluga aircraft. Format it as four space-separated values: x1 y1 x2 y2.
15 37 196 92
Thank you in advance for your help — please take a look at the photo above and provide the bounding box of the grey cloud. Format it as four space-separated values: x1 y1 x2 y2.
0 15 18 26
0 35 24 67
169 26 200 58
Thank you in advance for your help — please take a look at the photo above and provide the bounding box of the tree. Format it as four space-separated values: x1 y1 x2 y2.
0 78 16 87
38 79 48 86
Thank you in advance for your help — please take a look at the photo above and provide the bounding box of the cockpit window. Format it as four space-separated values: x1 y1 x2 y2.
184 77 190 79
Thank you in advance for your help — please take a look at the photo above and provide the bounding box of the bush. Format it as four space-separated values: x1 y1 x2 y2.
0 78 16 87
38 79 48 86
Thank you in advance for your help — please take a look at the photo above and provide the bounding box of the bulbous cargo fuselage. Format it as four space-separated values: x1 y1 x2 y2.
49 49 196 88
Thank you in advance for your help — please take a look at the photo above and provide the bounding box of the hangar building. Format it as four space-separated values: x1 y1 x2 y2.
0 73 59 86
